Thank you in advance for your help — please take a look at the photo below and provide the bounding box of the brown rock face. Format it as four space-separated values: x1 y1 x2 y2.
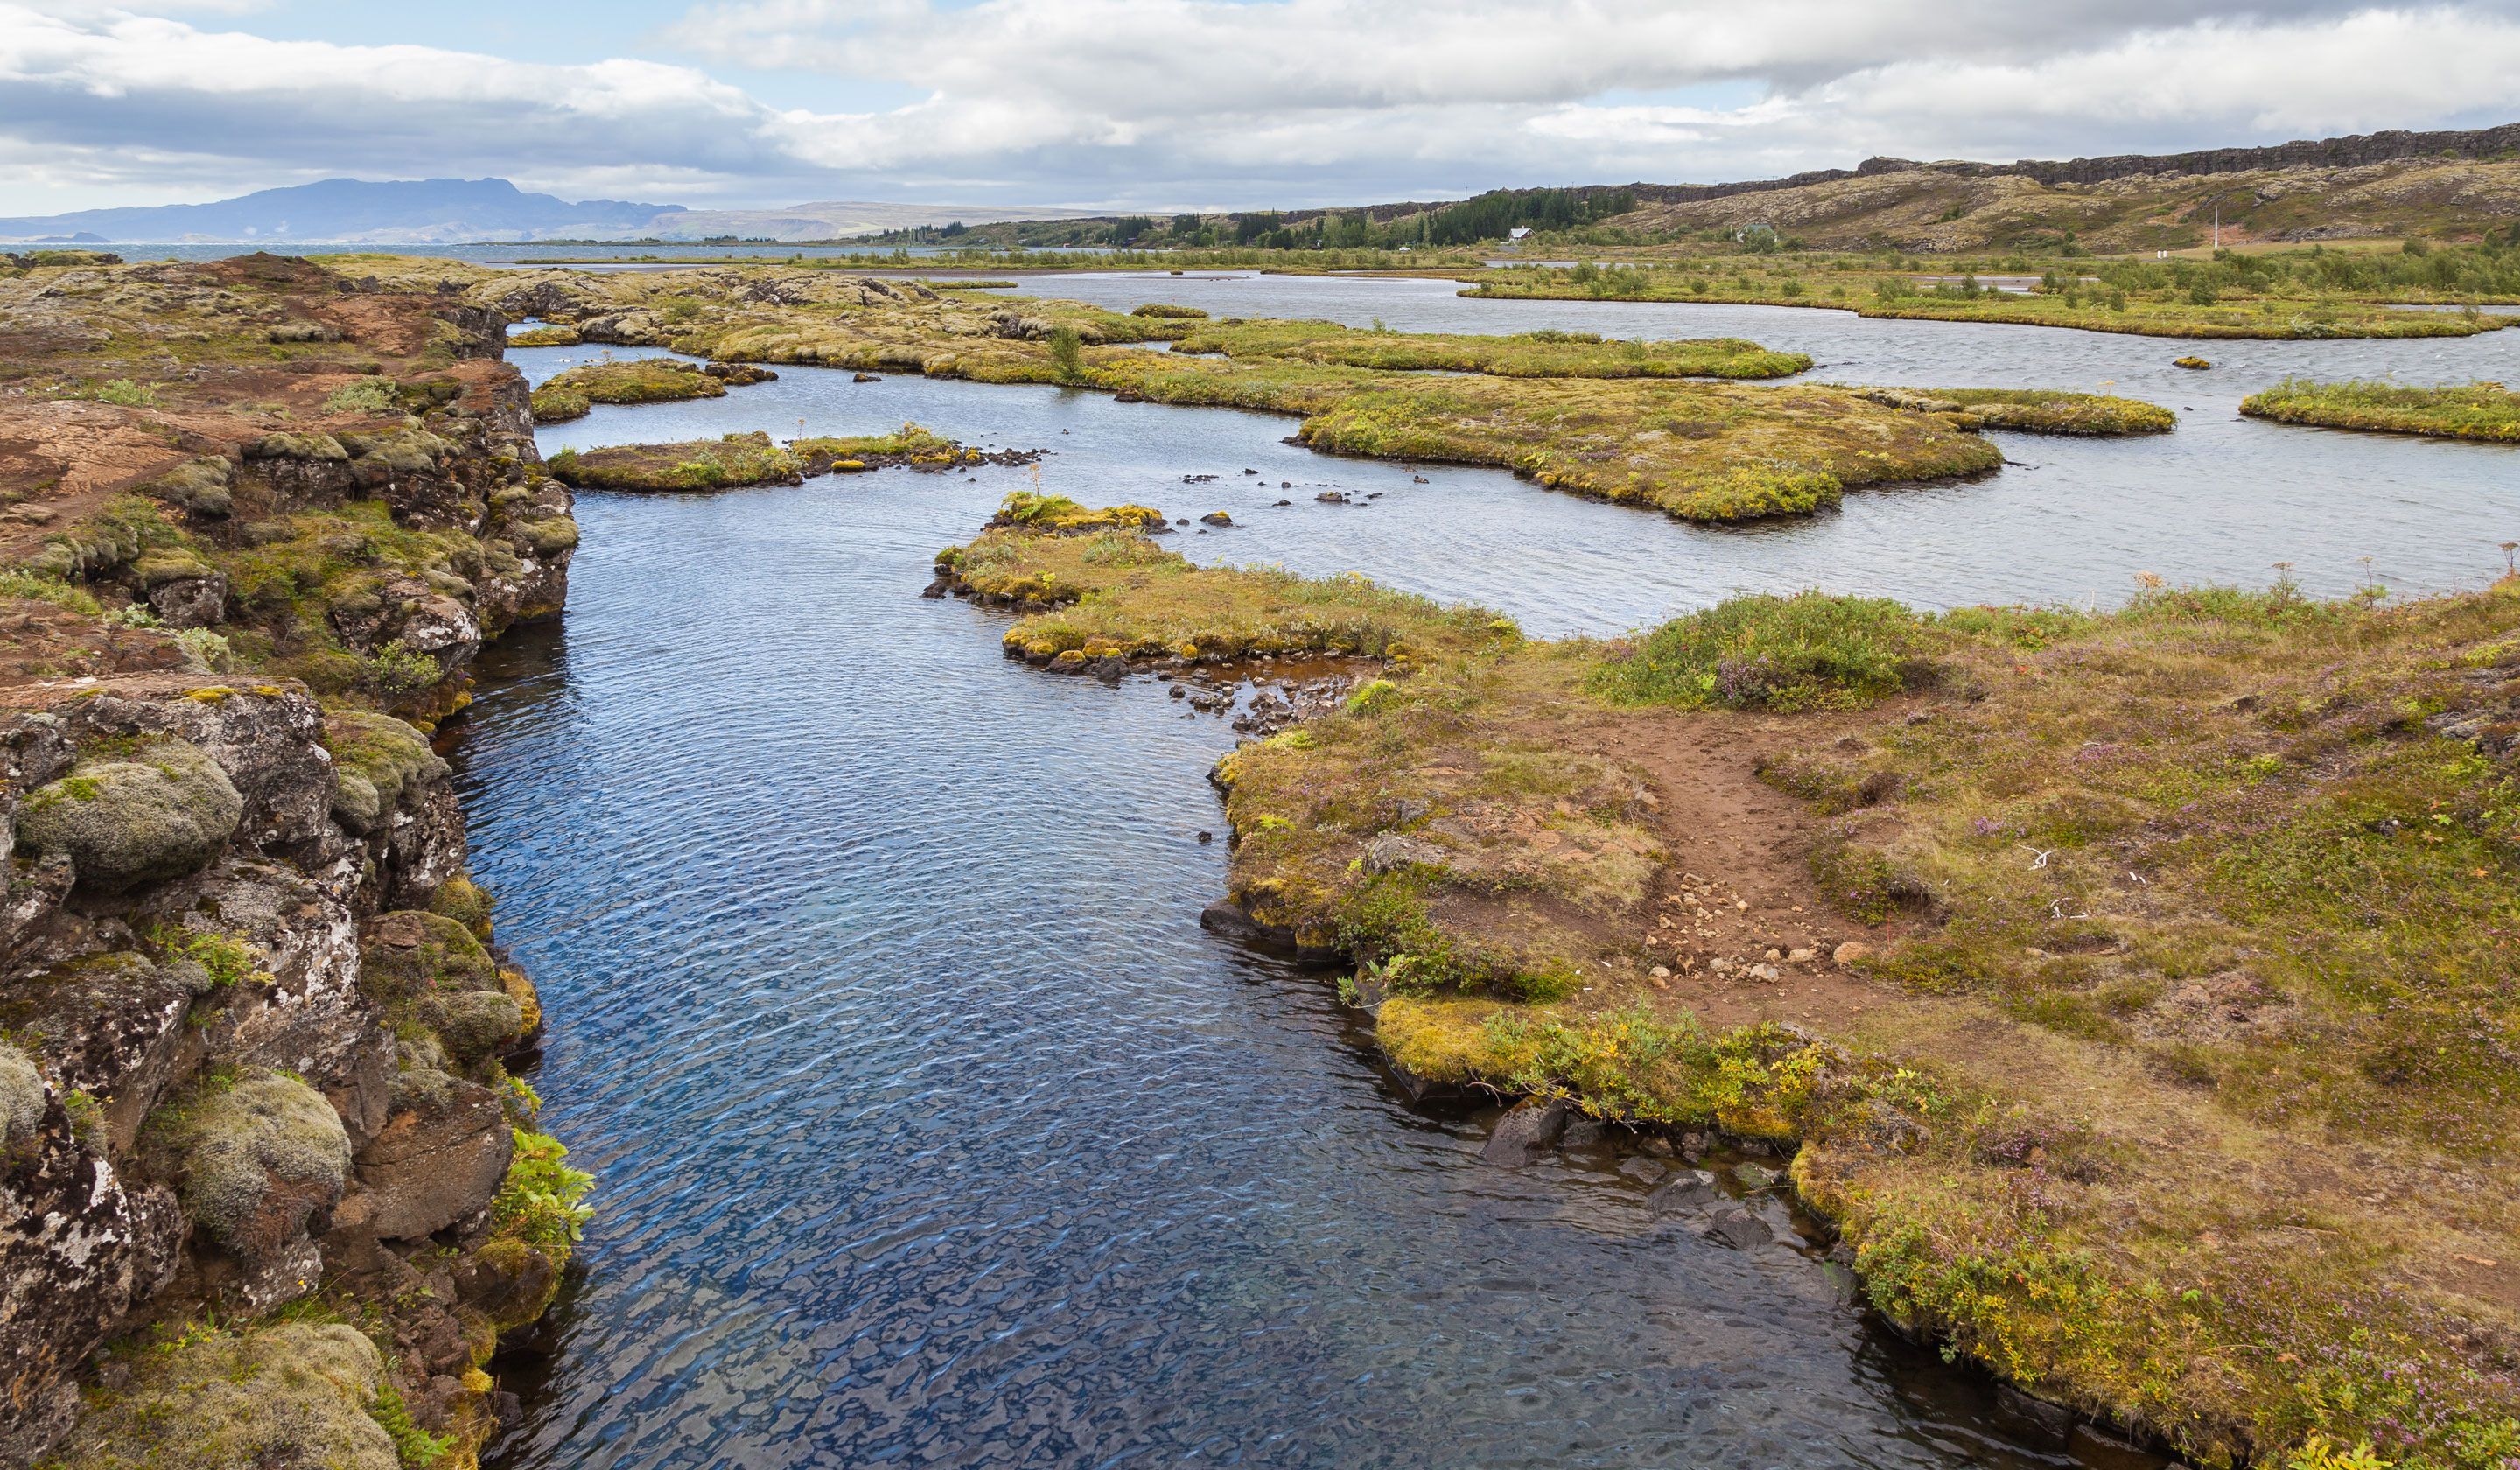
350 1080 514 1241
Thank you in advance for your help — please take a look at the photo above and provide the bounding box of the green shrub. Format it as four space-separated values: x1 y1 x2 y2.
1048 325 1084 382
491 1129 593 1260
1590 592 1930 710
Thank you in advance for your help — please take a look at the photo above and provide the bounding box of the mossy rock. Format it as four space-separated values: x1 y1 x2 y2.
14 738 243 893
150 1069 351 1257
360 910 497 1003
325 710 446 835
338 426 446 474
52 1321 396 1470
130 550 216 588
421 988 526 1066
508 324 581 347
140 458 234 518
245 431 348 463
428 873 497 940
515 517 579 556
0 1041 46 1147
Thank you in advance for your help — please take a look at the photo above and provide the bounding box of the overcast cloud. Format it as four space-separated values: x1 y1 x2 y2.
3 0 2517 214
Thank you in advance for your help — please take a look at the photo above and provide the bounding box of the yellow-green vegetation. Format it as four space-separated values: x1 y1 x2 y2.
2239 377 2520 442
936 512 1517 666
952 500 2520 1466
547 425 970 492
1853 386 2179 435
46 1320 403 1470
507 324 581 347
528 357 725 423
1171 318 1812 380
489 1129 594 1264
464 266 1998 524
1587 591 1935 710
987 490 1166 533
1465 253 2519 339
1281 374 1999 522
2174 356 2214 370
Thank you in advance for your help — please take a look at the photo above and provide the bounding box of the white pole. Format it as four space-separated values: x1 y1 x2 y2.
2213 204 2220 250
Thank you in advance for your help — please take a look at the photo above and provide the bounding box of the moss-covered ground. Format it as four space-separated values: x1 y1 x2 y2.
1169 318 1813 379
547 426 983 492
462 264 2115 525
528 357 725 423
2239 378 2520 442
945 504 2520 1469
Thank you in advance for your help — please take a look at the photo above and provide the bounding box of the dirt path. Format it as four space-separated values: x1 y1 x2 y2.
1566 706 1918 1031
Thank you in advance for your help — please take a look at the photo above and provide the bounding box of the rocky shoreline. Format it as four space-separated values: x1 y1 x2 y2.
0 254 587 1466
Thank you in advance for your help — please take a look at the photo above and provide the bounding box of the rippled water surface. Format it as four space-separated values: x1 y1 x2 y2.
472 282 2516 1468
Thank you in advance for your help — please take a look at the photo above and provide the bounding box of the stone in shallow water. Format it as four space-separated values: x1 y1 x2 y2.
1480 1098 1570 1165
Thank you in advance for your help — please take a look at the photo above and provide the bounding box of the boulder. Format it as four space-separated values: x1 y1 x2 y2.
13 738 242 893
5 951 206 1152
147 574 228 629
141 858 374 1097
1481 1098 1572 1165
0 1082 186 1460
60 683 332 849
455 1236 564 1331
155 1070 352 1268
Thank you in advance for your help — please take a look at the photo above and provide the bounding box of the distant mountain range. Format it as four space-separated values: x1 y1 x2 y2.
0 177 1110 245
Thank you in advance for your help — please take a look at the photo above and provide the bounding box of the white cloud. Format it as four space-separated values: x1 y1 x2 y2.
0 0 2515 215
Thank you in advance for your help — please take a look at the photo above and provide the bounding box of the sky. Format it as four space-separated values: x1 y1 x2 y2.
3 0 2518 216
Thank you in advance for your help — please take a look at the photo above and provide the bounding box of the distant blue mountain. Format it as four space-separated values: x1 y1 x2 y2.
0 177 687 243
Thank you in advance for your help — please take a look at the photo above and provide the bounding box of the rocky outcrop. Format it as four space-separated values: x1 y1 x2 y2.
0 256 584 1465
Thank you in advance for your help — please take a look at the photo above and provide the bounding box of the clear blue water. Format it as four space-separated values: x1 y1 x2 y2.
468 283 2516 1468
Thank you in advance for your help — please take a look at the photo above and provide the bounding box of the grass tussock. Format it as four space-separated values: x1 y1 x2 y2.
1590 592 1934 710
988 490 1166 533
2239 377 2520 442
936 518 1520 667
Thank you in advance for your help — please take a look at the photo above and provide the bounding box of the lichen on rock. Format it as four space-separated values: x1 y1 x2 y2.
150 1068 352 1261
325 710 448 836
14 738 244 893
0 1040 46 1146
